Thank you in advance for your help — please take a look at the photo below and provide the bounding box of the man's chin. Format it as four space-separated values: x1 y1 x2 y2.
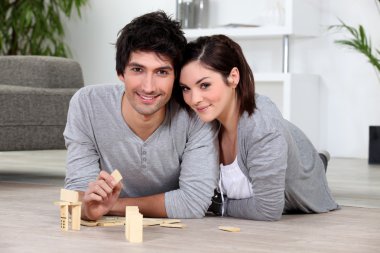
133 103 164 116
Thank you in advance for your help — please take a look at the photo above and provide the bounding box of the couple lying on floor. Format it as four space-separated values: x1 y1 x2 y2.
64 11 339 222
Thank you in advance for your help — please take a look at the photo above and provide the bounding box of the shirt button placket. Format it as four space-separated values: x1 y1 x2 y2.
141 144 147 169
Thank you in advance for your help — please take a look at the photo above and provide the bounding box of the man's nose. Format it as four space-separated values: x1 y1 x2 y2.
141 74 155 93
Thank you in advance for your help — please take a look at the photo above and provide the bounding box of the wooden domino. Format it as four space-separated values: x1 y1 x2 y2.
125 206 143 243
160 223 186 228
60 189 79 202
218 226 241 232
111 169 123 183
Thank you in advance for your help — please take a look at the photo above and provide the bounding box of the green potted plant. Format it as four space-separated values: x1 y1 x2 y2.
0 0 88 57
330 0 380 164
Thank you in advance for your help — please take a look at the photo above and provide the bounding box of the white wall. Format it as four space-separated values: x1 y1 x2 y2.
308 0 380 158
63 0 176 84
63 0 380 158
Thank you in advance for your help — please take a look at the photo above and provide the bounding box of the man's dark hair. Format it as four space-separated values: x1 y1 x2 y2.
116 11 187 81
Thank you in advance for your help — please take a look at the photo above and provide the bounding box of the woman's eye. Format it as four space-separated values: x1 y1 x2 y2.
180 86 189 92
200 83 210 89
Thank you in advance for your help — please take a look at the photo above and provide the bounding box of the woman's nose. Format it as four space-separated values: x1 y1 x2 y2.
191 90 202 105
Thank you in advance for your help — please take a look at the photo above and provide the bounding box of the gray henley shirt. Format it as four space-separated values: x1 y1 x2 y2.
64 84 219 218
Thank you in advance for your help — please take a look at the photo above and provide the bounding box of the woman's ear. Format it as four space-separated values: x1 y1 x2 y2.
228 67 240 88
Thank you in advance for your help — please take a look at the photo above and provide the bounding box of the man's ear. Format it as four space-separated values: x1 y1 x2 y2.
228 67 240 88
118 73 125 82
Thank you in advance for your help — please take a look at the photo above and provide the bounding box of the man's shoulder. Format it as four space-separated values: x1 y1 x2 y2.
72 84 123 105
167 100 198 127
167 100 219 134
77 83 123 97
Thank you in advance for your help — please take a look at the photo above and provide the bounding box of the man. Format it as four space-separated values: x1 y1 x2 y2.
64 11 219 221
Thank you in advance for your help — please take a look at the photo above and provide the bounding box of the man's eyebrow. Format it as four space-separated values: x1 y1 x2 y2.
127 62 173 71
156 65 173 71
127 62 144 68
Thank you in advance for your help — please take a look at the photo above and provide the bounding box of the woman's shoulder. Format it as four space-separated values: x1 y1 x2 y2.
255 94 283 119
240 94 282 130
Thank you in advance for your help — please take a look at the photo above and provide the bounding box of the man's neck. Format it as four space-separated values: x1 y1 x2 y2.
121 95 166 141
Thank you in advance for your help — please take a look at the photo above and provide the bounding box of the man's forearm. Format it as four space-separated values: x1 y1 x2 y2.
109 193 167 218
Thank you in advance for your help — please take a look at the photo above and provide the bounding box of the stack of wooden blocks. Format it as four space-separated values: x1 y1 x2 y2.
55 189 82 231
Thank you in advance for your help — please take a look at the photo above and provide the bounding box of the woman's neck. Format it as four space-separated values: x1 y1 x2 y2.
218 97 240 165
218 96 240 135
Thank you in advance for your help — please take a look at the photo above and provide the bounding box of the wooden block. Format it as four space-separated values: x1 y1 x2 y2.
81 216 125 227
54 201 70 206
143 218 163 226
125 206 139 214
161 219 181 224
60 205 69 231
129 214 143 243
111 169 123 183
99 221 125 227
98 217 125 226
142 218 182 226
69 201 82 206
125 206 143 243
125 216 131 241
60 189 79 202
80 219 98 227
160 223 186 228
218 226 240 232
71 204 82 230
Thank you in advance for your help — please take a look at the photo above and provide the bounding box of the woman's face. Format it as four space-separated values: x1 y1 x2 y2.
179 61 237 123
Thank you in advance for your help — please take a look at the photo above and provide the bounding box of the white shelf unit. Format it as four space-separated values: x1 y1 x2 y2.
182 0 321 146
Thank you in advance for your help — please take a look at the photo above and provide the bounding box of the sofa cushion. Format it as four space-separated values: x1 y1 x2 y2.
0 126 66 150
0 56 83 89
0 84 77 126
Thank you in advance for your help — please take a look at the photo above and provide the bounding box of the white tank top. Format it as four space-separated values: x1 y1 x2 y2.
219 157 253 199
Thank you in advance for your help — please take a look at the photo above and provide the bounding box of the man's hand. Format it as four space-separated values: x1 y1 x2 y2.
81 171 122 220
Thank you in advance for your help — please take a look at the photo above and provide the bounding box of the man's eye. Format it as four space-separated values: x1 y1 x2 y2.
157 70 169 76
131 67 142 72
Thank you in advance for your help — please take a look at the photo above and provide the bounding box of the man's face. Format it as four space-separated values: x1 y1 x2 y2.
118 51 175 116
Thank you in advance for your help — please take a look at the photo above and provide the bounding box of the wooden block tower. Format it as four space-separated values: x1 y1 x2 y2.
54 189 82 231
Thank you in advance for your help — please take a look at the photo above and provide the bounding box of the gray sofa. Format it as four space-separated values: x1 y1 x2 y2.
0 56 84 150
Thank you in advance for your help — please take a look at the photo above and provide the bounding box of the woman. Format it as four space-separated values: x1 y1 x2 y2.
176 35 339 221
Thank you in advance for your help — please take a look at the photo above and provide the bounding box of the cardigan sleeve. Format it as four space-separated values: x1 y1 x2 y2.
226 127 288 221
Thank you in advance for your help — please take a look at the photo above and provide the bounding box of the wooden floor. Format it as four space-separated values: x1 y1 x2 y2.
0 150 379 252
